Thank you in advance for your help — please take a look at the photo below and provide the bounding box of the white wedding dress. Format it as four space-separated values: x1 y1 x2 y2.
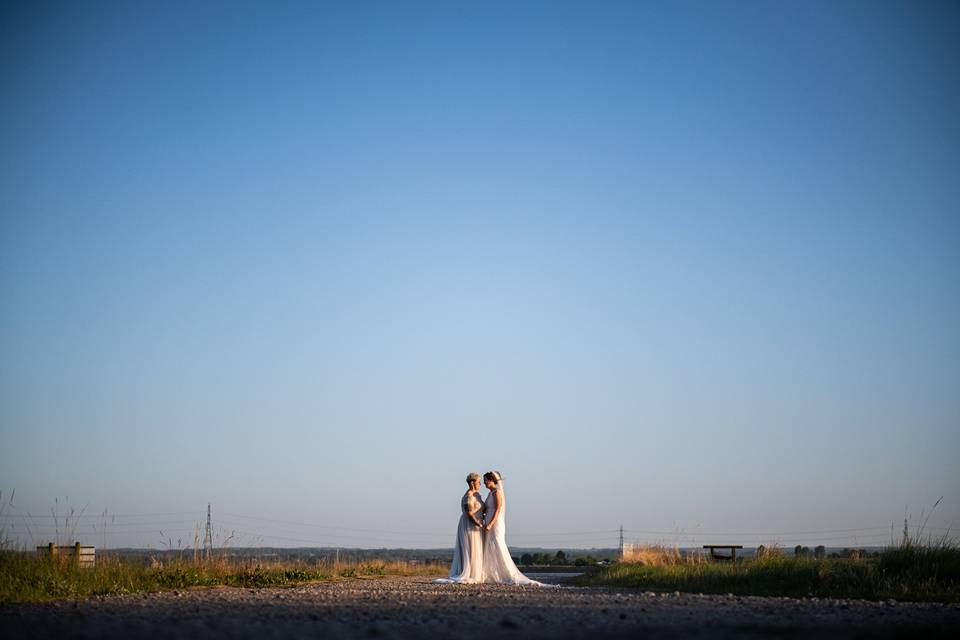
481 481 543 585
433 490 484 583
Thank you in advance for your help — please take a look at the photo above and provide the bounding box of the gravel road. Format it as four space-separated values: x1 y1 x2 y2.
2 576 957 639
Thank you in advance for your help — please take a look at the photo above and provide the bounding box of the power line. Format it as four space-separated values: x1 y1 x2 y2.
218 515 618 541
506 530 621 538
622 526 893 536
4 506 953 548
215 512 957 539
0 512 203 519
623 532 895 543
219 527 617 549
216 525 450 544
218 512 454 537
3 520 201 529
224 529 439 547
219 511 620 538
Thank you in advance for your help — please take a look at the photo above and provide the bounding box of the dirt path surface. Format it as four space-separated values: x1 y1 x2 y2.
2 577 958 639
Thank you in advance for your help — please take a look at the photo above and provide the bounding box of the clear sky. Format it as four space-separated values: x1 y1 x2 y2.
2 1 958 550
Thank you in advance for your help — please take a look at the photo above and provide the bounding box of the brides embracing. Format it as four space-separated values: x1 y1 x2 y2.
435 470 545 586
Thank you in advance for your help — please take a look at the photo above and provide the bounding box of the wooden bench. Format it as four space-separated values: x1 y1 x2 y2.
703 545 743 561
37 542 96 568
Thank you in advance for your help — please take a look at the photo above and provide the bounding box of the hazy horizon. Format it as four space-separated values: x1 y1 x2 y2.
2 2 958 551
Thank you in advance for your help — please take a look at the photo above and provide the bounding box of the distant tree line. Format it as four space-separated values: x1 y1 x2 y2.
754 545 880 561
516 550 604 566
519 551 563 565
795 545 880 560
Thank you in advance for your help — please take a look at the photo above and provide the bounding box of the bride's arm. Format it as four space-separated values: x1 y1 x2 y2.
467 506 483 528
484 490 503 530
463 497 483 528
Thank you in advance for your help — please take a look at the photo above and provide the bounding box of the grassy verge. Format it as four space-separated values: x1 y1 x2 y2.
572 542 960 602
0 552 445 603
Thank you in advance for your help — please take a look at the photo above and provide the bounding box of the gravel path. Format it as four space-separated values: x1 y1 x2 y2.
2 576 958 639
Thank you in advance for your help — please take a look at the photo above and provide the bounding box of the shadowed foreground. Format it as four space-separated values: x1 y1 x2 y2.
2 577 958 639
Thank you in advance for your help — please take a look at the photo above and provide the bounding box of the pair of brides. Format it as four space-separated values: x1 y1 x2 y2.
434 471 544 585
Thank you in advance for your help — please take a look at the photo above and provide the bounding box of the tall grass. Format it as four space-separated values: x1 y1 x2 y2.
0 552 447 603
619 544 689 566
575 538 960 602
0 491 100 551
0 490 14 550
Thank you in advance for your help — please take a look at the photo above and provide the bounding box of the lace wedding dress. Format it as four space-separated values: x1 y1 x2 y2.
481 481 543 585
433 490 484 583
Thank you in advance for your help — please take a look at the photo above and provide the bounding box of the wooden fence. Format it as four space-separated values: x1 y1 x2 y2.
36 542 96 568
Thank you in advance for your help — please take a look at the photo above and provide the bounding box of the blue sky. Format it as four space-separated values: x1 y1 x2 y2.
1 1 958 550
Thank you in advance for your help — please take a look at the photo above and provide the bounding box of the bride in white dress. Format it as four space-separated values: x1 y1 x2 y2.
480 471 544 585
433 473 485 583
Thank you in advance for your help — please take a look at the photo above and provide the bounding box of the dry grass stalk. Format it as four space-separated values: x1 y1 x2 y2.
620 544 685 566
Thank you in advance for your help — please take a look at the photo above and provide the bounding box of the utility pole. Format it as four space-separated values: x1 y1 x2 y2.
903 517 909 545
619 525 624 558
203 503 214 561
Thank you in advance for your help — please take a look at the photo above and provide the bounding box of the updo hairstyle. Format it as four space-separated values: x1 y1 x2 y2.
482 471 502 484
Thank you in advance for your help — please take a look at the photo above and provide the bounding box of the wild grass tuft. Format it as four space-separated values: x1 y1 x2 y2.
619 544 690 566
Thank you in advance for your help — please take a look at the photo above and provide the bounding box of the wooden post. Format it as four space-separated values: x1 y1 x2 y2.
39 543 95 568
